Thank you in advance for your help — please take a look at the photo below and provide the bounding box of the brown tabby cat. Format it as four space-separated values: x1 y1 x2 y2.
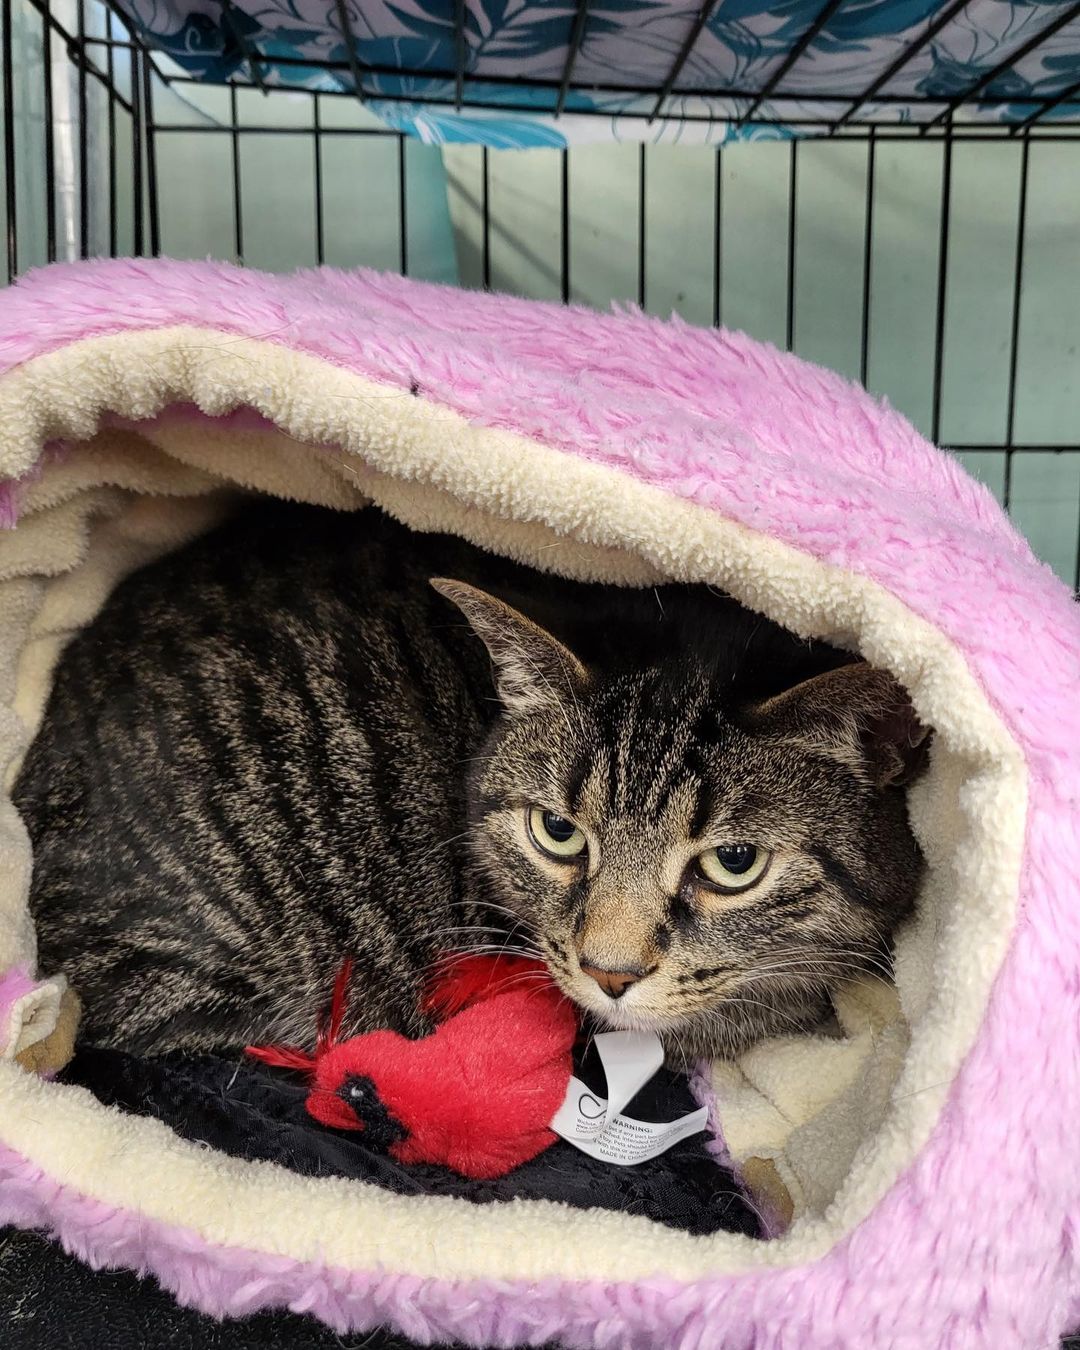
13 499 928 1064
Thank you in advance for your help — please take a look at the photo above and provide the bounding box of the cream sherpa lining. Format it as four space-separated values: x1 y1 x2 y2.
0 326 1025 1281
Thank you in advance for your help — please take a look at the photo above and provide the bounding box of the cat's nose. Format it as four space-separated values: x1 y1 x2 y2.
580 964 650 999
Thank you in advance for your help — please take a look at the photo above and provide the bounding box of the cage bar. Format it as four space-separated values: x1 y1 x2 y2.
560 147 569 303
230 83 243 262
786 142 798 352
859 131 876 388
105 30 116 257
397 134 407 274
2 0 16 283
313 95 324 265
43 0 57 260
453 0 466 111
637 142 646 309
1016 73 1080 131
712 147 721 328
556 0 590 119
481 145 490 290
131 30 143 254
218 0 267 94
648 0 718 123
142 53 160 256
737 0 847 128
930 126 954 445
77 0 89 257
333 0 366 102
1003 137 1031 511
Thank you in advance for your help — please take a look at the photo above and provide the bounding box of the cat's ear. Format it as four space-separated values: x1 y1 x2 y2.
743 662 930 788
431 578 588 717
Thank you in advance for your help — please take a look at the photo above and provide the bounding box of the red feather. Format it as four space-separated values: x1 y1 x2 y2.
318 956 354 1055
245 957 354 1073
244 1042 317 1073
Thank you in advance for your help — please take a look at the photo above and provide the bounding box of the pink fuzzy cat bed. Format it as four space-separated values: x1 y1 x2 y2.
0 258 1077 1350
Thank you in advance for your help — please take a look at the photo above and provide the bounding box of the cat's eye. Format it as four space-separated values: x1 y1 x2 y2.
527 806 587 860
696 844 771 893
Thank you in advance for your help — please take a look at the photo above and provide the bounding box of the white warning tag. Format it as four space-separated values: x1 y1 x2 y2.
549 1030 708 1166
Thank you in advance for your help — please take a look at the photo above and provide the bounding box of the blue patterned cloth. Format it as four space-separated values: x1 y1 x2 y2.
121 0 1080 145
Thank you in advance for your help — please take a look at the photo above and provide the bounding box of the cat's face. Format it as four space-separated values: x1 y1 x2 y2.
434 580 928 1062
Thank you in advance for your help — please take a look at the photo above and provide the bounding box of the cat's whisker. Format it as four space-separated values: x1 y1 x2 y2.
484 969 554 986
735 953 896 988
733 944 897 977
436 942 542 961
426 830 474 855
733 957 866 979
448 898 529 925
737 964 891 989
748 942 894 965
435 940 546 967
577 1016 603 1066
691 992 805 1022
486 972 560 998
689 999 808 1039
424 923 515 940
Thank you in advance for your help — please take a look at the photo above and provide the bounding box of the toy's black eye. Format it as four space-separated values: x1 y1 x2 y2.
337 1074 409 1152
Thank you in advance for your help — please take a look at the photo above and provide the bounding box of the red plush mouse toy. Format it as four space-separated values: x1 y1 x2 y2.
246 953 579 1180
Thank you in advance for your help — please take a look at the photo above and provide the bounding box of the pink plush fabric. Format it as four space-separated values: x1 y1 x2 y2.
1 258 1079 1349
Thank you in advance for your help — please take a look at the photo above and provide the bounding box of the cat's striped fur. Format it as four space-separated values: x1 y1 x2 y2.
14 500 928 1060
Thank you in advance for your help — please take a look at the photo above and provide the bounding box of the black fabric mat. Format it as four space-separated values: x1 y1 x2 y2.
0 1226 472 1350
60 1041 759 1238
0 1043 758 1347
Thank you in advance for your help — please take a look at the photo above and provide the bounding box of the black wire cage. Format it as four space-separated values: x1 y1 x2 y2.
2 0 1080 592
